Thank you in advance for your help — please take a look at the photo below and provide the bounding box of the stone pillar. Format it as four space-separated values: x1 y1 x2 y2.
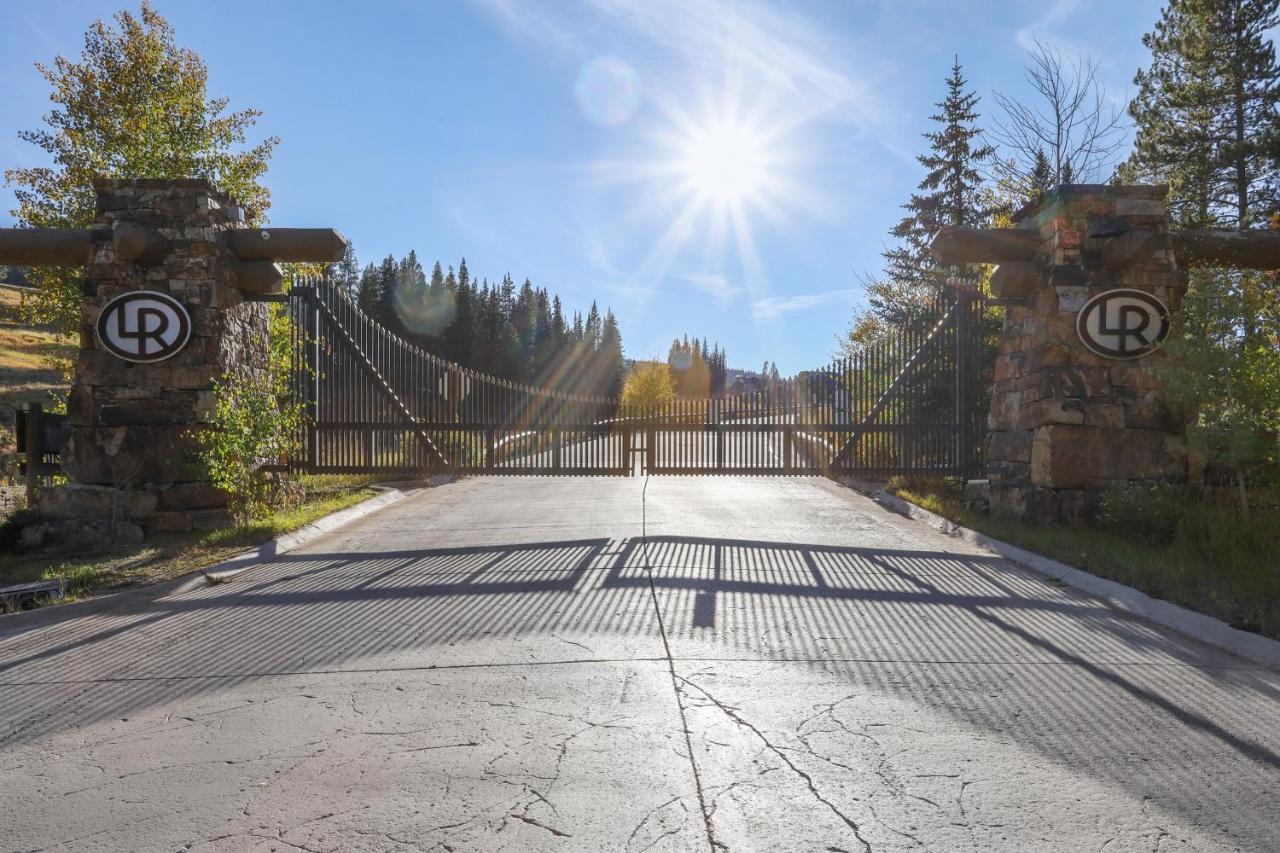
986 185 1188 524
40 178 267 536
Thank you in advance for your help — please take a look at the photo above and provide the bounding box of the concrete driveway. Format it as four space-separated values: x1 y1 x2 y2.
2 477 1278 852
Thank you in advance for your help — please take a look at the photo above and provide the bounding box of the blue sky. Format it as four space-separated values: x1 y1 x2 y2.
0 0 1163 372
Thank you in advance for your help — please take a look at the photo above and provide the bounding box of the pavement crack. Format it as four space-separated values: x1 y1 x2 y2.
552 635 595 654
625 796 688 852
677 675 873 853
248 832 335 853
957 780 974 819
402 740 481 753
510 813 572 837
638 473 720 853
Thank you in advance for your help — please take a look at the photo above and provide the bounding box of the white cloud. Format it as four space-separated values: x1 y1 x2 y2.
472 0 888 130
585 236 620 277
680 271 736 303
474 0 580 53
751 289 856 321
1016 0 1087 52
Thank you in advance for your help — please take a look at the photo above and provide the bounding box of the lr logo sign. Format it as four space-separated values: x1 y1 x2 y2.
1076 289 1170 360
96 291 192 363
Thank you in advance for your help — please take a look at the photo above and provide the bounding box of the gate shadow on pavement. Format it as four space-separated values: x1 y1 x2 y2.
1 533 1278 833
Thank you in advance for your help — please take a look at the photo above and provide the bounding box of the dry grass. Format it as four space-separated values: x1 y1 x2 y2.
0 287 74 452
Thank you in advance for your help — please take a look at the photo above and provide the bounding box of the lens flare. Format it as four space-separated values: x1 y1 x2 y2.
575 56 642 126
394 287 455 337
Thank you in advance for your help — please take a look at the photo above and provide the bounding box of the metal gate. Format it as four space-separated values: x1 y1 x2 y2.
287 278 987 478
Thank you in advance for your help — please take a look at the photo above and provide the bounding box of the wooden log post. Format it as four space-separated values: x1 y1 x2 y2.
238 261 286 295
22 403 43 508
0 228 94 265
1170 229 1280 268
112 222 169 265
227 228 347 263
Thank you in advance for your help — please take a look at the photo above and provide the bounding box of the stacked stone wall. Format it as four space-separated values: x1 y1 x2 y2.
986 185 1189 523
44 178 267 537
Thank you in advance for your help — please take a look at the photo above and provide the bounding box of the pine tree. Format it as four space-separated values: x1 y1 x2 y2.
357 263 380 317
585 302 602 350
443 263 474 365
375 255 399 333
1127 0 1280 506
598 310 625 399
548 296 567 363
866 58 992 329
663 335 720 398
475 281 515 376
335 243 360 299
500 274 517 317
531 288 553 383
511 277 536 373
1128 0 1280 229
550 296 566 346
1029 148 1054 202
398 251 425 294
407 260 451 348
713 346 728 396
338 251 629 400
390 251 426 341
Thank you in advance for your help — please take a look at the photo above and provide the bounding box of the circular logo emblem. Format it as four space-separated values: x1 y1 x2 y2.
1076 289 1170 360
95 290 192 363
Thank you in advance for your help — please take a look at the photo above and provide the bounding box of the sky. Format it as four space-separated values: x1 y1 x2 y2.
0 0 1165 373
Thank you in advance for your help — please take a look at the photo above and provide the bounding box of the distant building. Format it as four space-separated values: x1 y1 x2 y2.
729 373 765 394
796 370 851 423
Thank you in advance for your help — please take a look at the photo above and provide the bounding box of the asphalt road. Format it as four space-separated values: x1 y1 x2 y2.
2 476 1279 852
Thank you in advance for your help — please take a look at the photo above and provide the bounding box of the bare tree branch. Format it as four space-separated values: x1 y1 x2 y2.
985 37 1128 202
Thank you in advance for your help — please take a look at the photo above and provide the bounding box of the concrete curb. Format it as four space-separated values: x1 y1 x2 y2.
190 484 416 587
0 480 438 637
870 489 1280 670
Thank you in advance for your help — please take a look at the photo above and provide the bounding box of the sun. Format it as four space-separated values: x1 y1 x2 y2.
592 80 806 299
678 119 771 208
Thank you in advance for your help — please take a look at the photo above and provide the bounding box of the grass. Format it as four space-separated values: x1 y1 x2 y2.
887 476 1280 640
0 487 376 610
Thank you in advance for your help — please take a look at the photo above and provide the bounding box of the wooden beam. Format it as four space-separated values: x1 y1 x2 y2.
228 228 347 262
0 228 93 265
112 223 168 265
1171 229 1280 269
989 261 1038 299
238 261 285 294
930 226 1040 265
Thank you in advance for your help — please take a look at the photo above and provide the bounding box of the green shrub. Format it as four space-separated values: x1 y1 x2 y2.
196 305 303 527
0 509 45 553
1097 482 1196 545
